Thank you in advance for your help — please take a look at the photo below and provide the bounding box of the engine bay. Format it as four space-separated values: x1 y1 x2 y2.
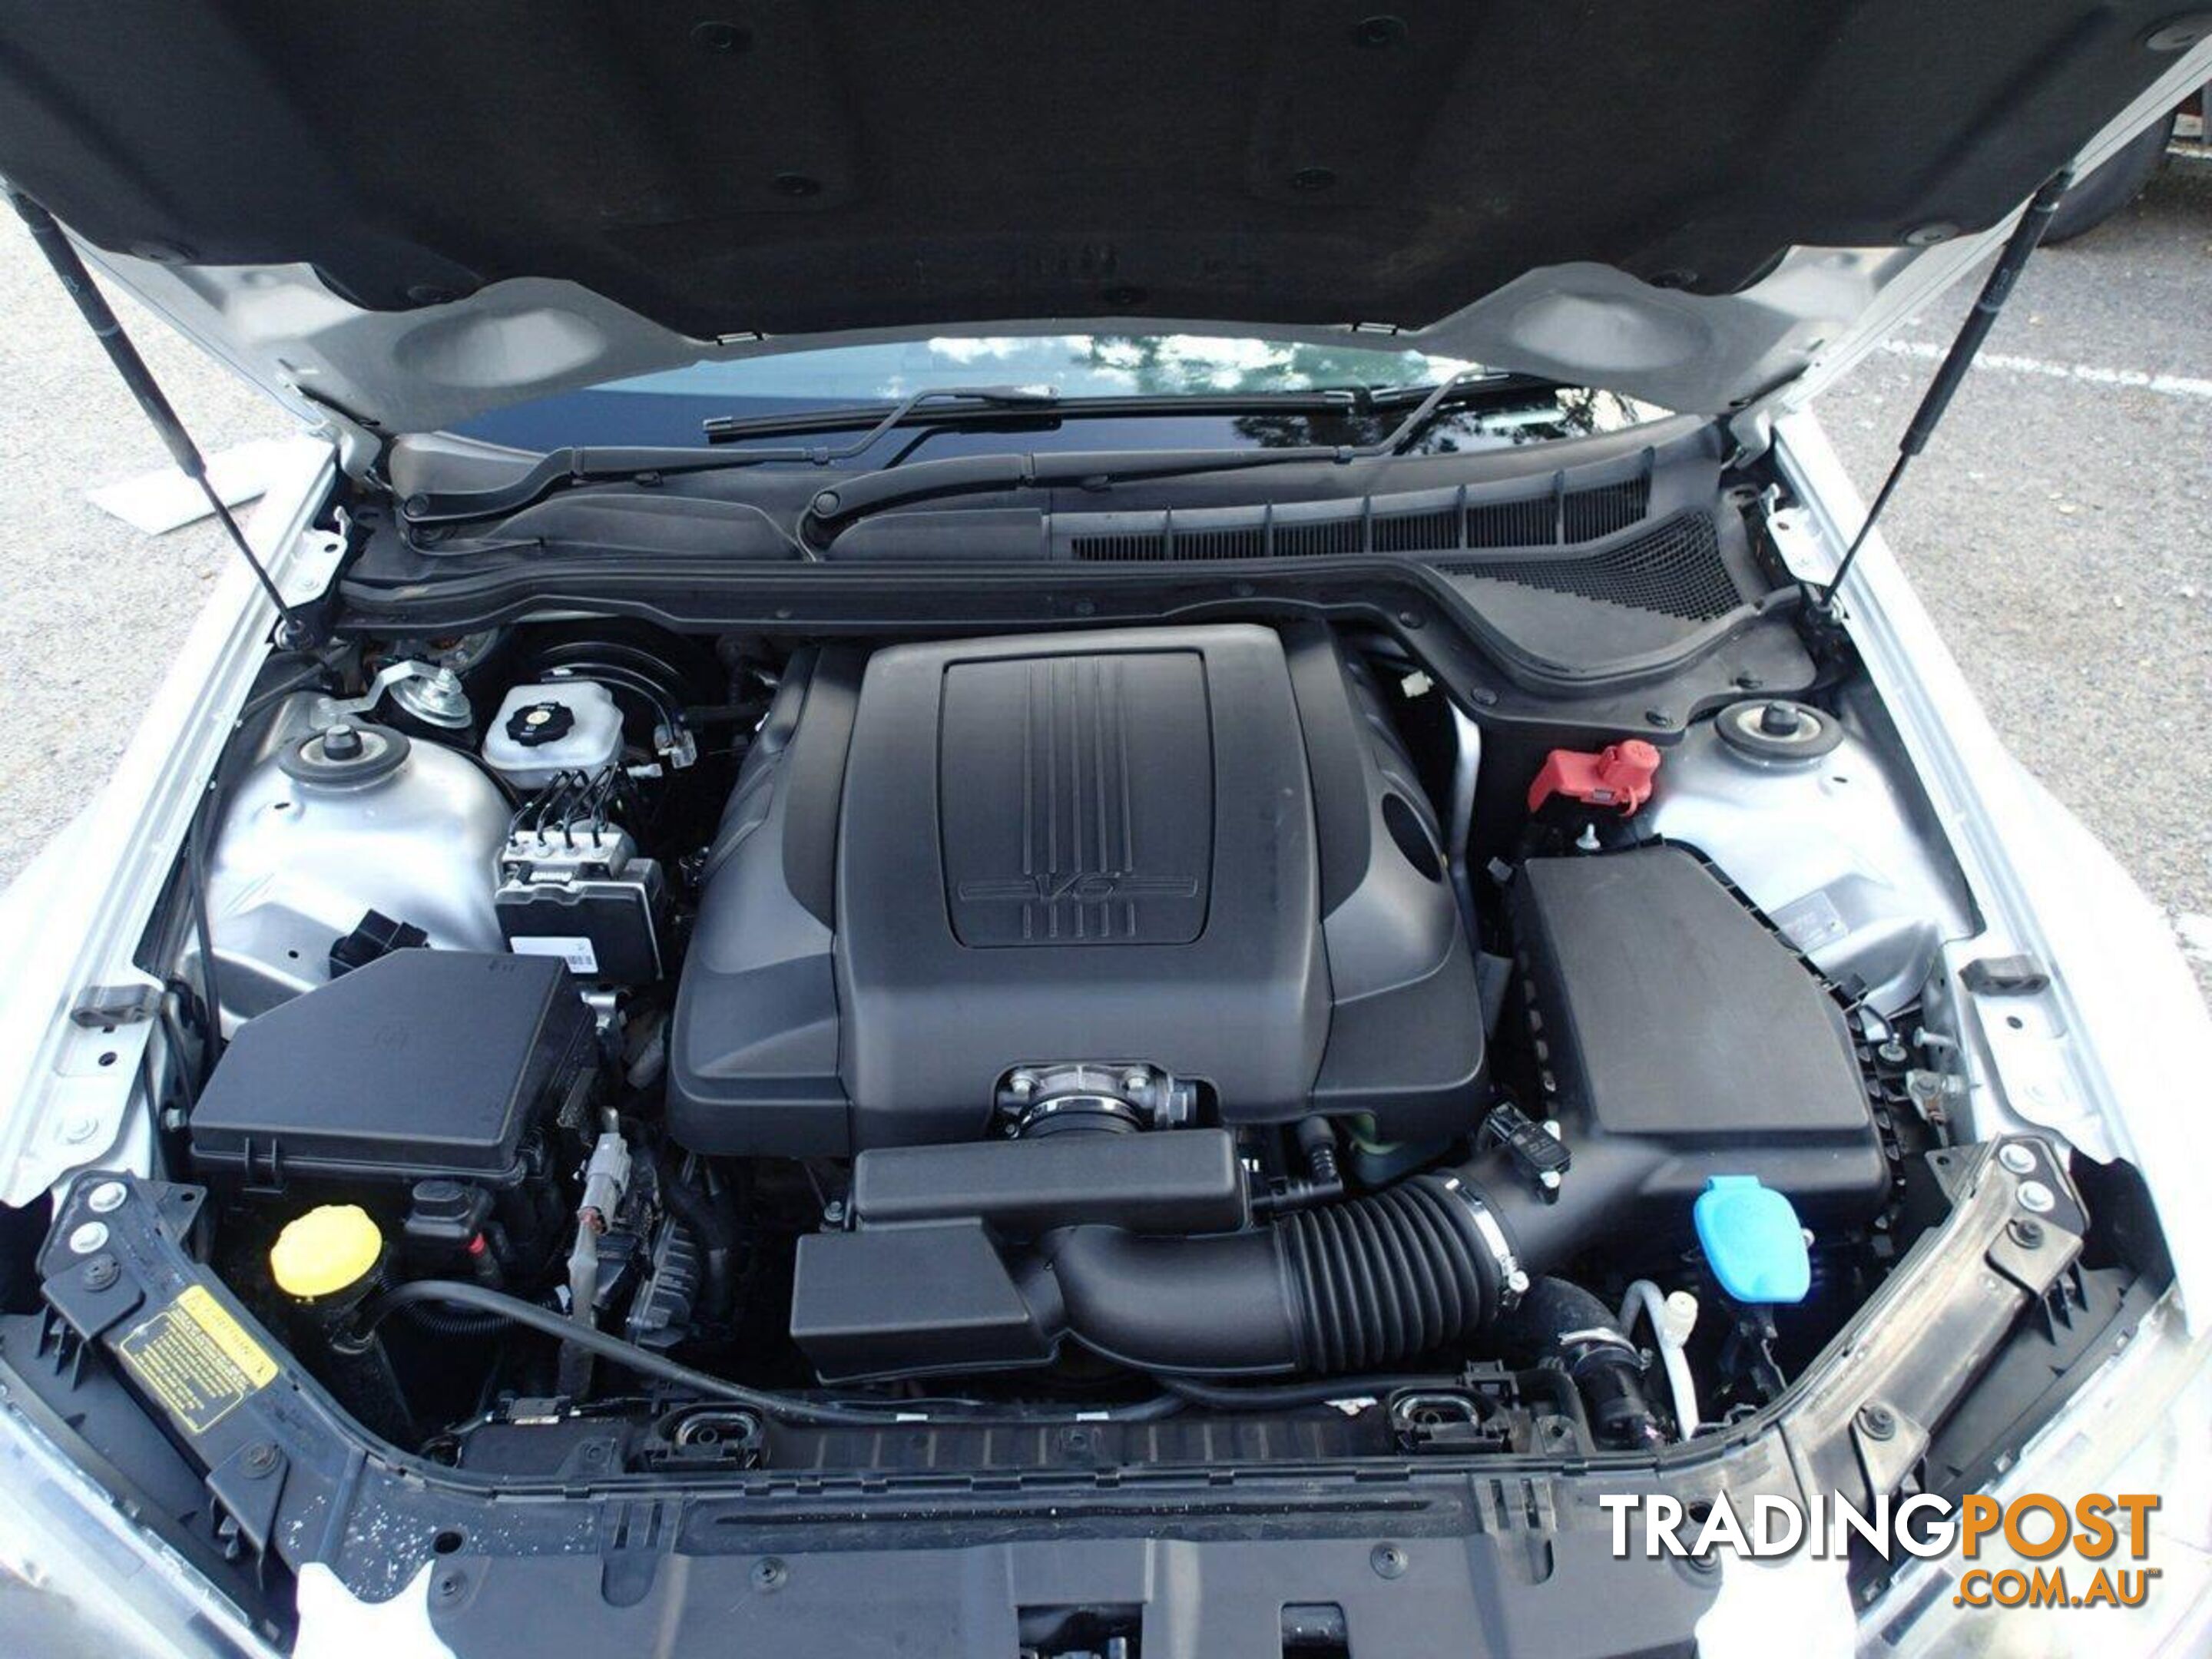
103 590 1985 1474
9 11 2206 1639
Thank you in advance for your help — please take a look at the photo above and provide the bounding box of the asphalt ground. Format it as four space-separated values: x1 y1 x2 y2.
2 152 2207 995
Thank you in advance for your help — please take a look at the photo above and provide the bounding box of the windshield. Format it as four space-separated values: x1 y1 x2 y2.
452 334 1661 455
608 335 1477 399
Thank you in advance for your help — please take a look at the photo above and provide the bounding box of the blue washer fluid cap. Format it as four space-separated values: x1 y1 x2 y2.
1694 1176 1811 1304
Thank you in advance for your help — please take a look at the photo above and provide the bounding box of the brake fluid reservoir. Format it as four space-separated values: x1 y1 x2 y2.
198 719 509 1031
482 681 624 788
1641 699 1971 1015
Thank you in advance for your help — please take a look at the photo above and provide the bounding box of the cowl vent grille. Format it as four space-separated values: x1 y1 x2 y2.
1372 507 1459 552
1066 467 1657 564
1562 475 1650 541
1438 509 1739 621
1275 518 1364 558
1465 495 1559 548
1068 531 1166 561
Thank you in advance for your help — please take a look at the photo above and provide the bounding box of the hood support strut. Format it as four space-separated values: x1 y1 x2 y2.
1819 171 2073 612
8 190 309 645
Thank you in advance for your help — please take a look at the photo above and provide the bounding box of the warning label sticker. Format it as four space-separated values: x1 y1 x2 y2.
116 1284 279 1435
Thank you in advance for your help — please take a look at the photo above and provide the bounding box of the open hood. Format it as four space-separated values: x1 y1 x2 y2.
1 3 2206 446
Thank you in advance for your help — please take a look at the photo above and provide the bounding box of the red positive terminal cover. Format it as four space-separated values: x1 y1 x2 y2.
1527 740 1661 815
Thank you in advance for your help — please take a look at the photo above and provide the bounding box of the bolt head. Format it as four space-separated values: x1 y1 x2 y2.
1996 1143 2037 1175
1758 700 1805 737
1856 1402 1897 1440
2017 1179 2056 1215
67 1220 109 1255
86 1180 127 1213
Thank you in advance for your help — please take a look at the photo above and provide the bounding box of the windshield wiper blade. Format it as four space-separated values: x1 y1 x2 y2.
404 385 1062 525
698 386 1372 445
405 370 1551 529
798 369 1502 548
698 383 1063 445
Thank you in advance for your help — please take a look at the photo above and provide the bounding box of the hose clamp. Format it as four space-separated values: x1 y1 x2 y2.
1439 1175 1528 1313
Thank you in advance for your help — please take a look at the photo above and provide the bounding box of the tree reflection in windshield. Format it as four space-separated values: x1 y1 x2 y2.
1071 337 1654 451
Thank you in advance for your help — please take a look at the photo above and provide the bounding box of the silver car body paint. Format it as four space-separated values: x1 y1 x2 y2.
1769 411 2212 1328
191 717 511 1031
0 437 334 1206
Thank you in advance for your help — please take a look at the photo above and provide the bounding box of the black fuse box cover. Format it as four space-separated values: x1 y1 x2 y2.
189 951 594 1187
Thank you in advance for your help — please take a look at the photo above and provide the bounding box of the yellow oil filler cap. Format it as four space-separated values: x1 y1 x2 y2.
270 1204 384 1300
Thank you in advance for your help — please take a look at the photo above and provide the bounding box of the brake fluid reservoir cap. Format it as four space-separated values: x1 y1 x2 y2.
270 1204 384 1300
1694 1176 1810 1304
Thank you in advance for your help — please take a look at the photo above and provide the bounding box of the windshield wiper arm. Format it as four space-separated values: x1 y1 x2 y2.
798 369 1499 548
406 370 1545 530
403 385 1061 525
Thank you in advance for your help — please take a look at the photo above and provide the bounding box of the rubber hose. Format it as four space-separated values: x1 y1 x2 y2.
390 1297 508 1337
1045 1174 1502 1377
1159 1372 1461 1410
365 1280 1181 1426
1493 1277 1661 1449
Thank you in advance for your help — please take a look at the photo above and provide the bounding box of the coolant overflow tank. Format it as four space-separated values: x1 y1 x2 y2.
196 717 508 1031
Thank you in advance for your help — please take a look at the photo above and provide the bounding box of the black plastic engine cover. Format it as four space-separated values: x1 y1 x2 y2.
669 624 1484 1154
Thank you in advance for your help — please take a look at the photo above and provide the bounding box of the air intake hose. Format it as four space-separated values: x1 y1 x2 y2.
1038 1173 1513 1376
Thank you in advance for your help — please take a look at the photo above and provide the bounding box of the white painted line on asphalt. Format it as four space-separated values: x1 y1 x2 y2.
83 439 294 535
2179 913 2212 965
1877 338 2212 402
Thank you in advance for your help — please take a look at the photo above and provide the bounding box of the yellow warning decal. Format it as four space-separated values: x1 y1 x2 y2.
115 1284 279 1435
